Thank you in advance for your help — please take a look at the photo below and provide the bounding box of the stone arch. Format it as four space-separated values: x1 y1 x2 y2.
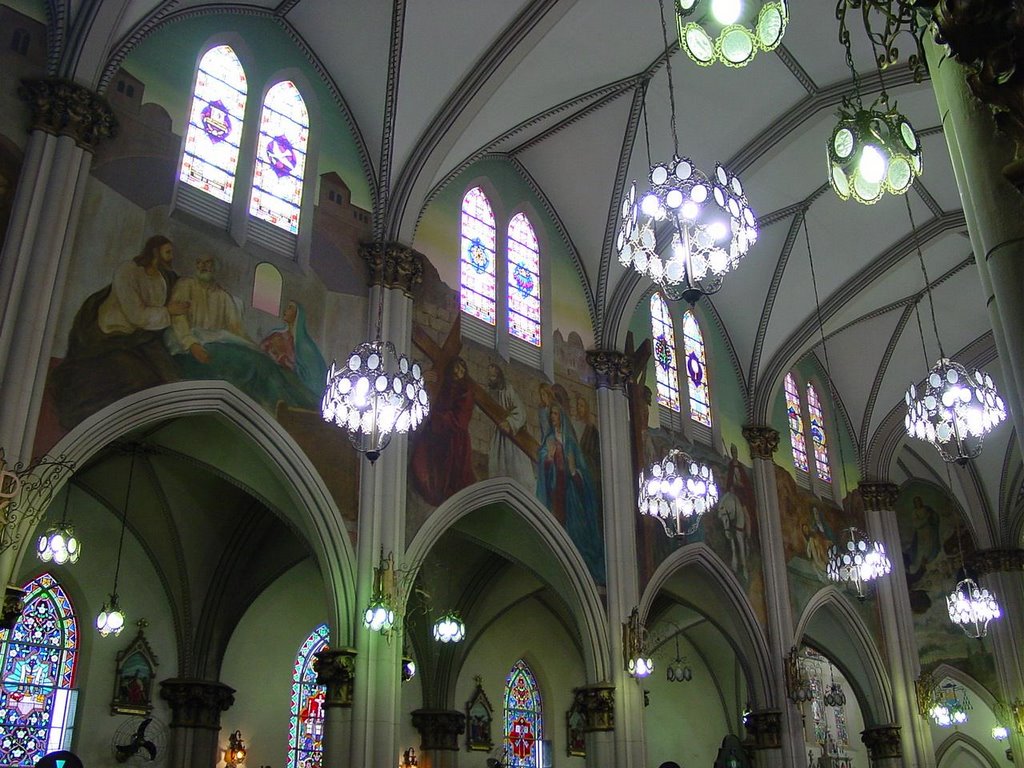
936 732 1000 768
639 543 774 709
17 381 357 642
405 477 610 683
795 585 894 726
928 662 1001 716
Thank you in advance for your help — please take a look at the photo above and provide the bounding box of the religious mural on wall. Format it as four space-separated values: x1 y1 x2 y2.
894 480 997 694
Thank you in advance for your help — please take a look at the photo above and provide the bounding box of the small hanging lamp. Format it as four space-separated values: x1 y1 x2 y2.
37 482 81 566
98 448 137 637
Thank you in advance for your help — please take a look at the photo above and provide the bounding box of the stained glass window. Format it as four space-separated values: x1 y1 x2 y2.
650 293 680 412
460 187 497 325
250 81 309 235
834 702 849 747
0 573 78 767
507 213 541 346
785 373 809 473
179 45 247 203
808 675 826 745
807 384 832 483
504 659 542 768
288 624 329 768
682 310 711 427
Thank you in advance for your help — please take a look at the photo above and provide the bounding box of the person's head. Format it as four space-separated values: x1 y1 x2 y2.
802 523 811 537
283 300 298 325
730 443 738 459
549 402 563 430
538 383 553 406
448 356 467 381
553 383 571 410
133 235 173 268
913 495 923 508
575 393 589 420
195 255 216 282
487 363 505 389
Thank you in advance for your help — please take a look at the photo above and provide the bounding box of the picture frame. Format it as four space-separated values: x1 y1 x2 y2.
465 675 494 752
566 693 586 757
110 620 158 716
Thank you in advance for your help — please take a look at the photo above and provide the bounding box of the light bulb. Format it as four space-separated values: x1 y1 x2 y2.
858 145 887 184
711 0 742 25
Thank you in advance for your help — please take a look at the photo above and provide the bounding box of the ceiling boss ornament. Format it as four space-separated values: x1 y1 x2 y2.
675 0 789 68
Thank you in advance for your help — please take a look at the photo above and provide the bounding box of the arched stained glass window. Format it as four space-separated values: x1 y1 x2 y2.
287 623 329 768
507 213 541 347
250 81 310 235
460 187 497 325
682 310 711 427
0 573 78 767
179 45 247 203
785 373 809 473
807 383 832 483
504 659 542 768
650 293 680 412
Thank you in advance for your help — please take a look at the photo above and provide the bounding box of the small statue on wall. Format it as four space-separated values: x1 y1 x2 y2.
111 619 159 716
465 675 493 752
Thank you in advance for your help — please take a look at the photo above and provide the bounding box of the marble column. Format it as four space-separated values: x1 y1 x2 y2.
159 678 235 768
743 709 782 768
0 78 115 587
410 709 465 768
314 647 357 768
861 724 903 768
349 242 423 768
586 350 642 768
860 481 934 767
741 425 799 768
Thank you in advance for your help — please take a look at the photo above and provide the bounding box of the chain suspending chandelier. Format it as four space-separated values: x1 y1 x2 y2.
638 449 719 538
675 0 788 68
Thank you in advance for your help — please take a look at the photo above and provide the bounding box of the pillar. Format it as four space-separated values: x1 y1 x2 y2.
410 709 465 768
741 425 799 767
860 481 934 767
159 678 235 768
586 349 642 768
0 78 115 587
861 724 903 768
350 242 423 768
314 647 357 768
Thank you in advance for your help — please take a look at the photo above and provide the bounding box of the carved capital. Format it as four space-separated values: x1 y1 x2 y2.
0 585 26 632
159 678 234 730
861 724 902 761
586 350 633 389
742 425 779 460
410 708 466 751
858 481 900 512
313 647 357 708
965 548 1024 576
573 683 615 732
18 78 117 150
360 242 424 297
743 709 782 750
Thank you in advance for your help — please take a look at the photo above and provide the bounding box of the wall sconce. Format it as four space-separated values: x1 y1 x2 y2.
364 549 397 633
785 648 812 703
623 607 653 678
400 747 418 767
224 730 246 767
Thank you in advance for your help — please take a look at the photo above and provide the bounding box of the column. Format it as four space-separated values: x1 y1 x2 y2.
410 709 465 768
350 242 422 768
860 481 934 767
741 425 798 768
0 78 115 587
314 647 357 767
159 678 235 768
586 349 642 768
861 724 903 768
743 709 782 768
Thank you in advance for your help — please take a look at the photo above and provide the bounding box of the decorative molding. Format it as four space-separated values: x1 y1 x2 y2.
861 724 902 760
742 425 779 460
574 683 615 732
586 349 633 389
0 585 26 631
858 481 900 512
158 678 235 730
359 242 424 297
743 709 782 750
410 708 466 751
965 548 1024 576
313 647 357 708
18 78 117 150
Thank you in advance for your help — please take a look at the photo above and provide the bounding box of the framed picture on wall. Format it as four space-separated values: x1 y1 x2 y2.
566 694 586 757
465 675 494 751
110 619 159 716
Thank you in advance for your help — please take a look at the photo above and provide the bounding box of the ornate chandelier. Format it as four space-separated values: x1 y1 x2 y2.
637 449 719 538
37 482 81 566
363 549 397 633
929 681 971 727
676 0 789 68
624 608 653 678
826 527 892 599
947 577 1001 639
905 358 1006 464
432 611 466 643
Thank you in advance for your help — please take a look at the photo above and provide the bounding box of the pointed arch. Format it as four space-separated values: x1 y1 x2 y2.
650 292 681 413
460 186 498 326
287 623 329 768
807 382 832 482
682 309 712 427
785 372 809 472
505 658 543 768
507 212 541 348
936 732 1000 768
249 80 310 235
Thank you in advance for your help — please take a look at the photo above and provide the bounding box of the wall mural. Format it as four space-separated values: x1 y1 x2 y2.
894 480 997 694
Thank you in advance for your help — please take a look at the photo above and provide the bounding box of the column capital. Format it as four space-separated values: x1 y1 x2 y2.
743 709 782 750
861 724 902 761
313 647 357 708
410 708 466 750
965 548 1024 576
359 242 424 297
742 425 779 460
858 481 900 512
159 678 235 730
573 683 615 732
586 350 633 389
18 78 117 150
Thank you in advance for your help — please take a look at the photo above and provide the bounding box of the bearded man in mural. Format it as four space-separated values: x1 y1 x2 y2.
51 235 188 428
486 363 534 490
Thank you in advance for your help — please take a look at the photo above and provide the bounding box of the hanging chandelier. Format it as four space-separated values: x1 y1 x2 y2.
676 0 789 68
432 611 465 643
363 549 397 633
947 577 1001 639
905 359 1006 464
98 446 137 637
826 527 892 599
624 608 653 678
37 482 81 566
638 448 719 538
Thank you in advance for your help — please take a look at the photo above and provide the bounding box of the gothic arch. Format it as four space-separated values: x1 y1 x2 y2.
928 663 1001 715
936 732 1000 768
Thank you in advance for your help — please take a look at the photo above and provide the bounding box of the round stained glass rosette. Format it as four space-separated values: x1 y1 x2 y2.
676 0 788 68
946 577 1000 639
826 527 891 599
637 449 719 538
905 358 1006 464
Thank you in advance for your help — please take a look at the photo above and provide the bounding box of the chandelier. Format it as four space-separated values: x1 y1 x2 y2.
929 681 972 727
826 527 892 599
401 655 417 682
823 680 846 708
666 632 692 682
638 448 719 538
676 0 788 68
785 648 813 703
947 577 1001 639
37 482 81 566
624 608 653 678
98 446 140 637
364 550 397 633
432 611 465 643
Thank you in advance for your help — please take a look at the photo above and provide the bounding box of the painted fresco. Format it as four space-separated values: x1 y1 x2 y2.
405 259 605 584
895 481 997 694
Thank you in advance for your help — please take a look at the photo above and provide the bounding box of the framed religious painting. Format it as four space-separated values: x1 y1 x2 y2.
465 676 494 751
566 693 586 757
110 620 159 715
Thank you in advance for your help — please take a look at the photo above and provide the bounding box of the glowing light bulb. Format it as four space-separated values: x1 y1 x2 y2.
711 0 742 25
858 145 887 184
